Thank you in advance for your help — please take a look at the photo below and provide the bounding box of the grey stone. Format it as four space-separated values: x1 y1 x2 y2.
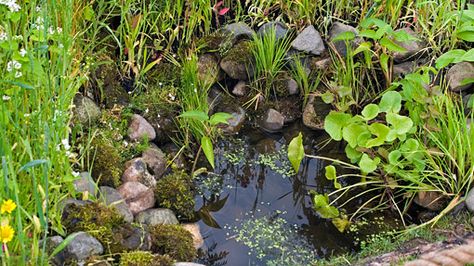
117 181 155 215
312 57 332 70
135 208 179 226
128 114 156 141
258 21 288 40
328 22 361 57
221 106 246 134
465 188 474 213
232 81 248 96
119 225 152 251
63 232 103 262
291 25 325 55
73 94 101 125
287 79 299 95
302 95 332 130
41 236 65 266
463 94 474 113
393 28 424 62
142 146 167 179
122 158 157 188
447 62 474 92
99 186 133 223
260 108 285 132
60 199 89 222
220 41 254 80
223 22 255 41
73 172 97 196
174 263 206 266
393 61 418 77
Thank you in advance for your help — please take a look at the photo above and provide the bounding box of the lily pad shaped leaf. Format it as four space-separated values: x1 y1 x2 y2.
378 91 402 113
359 154 380 174
324 111 352 141
312 194 339 219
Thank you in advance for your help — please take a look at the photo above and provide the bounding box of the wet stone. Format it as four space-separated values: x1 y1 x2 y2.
302 95 332 130
232 81 248 97
260 108 285 132
221 106 246 134
117 181 155 215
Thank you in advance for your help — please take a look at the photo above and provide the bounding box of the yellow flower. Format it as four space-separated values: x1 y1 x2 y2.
0 224 14 243
1 200 16 214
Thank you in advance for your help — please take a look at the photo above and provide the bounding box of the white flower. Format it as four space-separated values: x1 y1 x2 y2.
0 32 7 41
145 108 149 114
14 61 21 69
23 113 30 117
2 95 11 101
19 48 27 57
6 62 13 72
168 93 175 101
35 5 41 12
48 26 55 35
7 60 21 72
0 0 21 12
56 27 62 34
72 171 80 177
61 138 70 150
159 82 163 86
15 71 22 78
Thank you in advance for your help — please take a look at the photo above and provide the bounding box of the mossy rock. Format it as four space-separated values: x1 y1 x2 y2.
197 30 233 57
149 224 197 262
147 62 181 87
120 251 174 266
89 136 123 188
63 202 151 254
93 60 130 108
220 41 254 80
155 171 195 221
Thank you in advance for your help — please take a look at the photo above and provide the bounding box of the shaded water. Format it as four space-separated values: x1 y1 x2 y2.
194 122 372 266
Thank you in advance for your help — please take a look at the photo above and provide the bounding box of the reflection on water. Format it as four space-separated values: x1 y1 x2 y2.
195 122 355 266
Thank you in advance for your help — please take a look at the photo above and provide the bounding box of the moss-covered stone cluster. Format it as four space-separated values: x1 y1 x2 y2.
155 171 196 220
149 224 197 262
89 135 123 188
120 251 174 266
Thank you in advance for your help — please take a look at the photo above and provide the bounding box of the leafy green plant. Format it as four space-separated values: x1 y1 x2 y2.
178 110 232 169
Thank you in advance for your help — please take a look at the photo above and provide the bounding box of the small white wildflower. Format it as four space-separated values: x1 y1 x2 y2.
65 151 71 157
15 71 22 78
156 124 161 129
58 43 64 49
194 88 197 93
2 95 11 101
35 5 41 12
13 60 21 69
145 108 149 114
157 114 161 118
56 27 62 34
19 48 27 57
158 82 163 86
0 32 7 41
48 26 55 35
55 144 61 151
12 35 22 40
123 140 129 147
168 93 175 101
6 61 13 72
61 138 70 150
72 171 80 177
23 113 30 117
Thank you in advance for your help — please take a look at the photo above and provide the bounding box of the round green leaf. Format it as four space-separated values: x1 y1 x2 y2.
361 104 379 120
324 112 352 141
358 154 379 174
378 91 402 113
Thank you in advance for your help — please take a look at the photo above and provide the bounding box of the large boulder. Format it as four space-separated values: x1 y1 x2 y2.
73 94 101 125
302 95 332 130
291 25 326 55
393 28 425 62
447 62 474 92
63 232 103 263
128 114 156 141
328 22 362 57
223 22 255 42
136 208 179 226
220 41 254 80
258 21 289 40
117 181 155 215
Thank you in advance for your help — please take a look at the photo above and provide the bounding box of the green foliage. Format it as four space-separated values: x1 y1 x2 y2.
154 171 196 220
148 224 197 262
288 132 304 173
311 193 339 219
120 251 174 266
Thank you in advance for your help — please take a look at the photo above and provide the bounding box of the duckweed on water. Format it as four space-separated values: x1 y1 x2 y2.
254 145 296 177
234 213 317 265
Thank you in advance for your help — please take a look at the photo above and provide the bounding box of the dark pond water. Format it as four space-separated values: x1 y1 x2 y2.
193 121 387 266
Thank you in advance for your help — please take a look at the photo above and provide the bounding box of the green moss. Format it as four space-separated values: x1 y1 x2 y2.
94 59 130 108
120 251 174 266
89 135 123 188
63 202 128 254
224 41 253 64
147 62 181 87
149 224 197 262
197 30 233 56
271 72 291 98
155 171 196 220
